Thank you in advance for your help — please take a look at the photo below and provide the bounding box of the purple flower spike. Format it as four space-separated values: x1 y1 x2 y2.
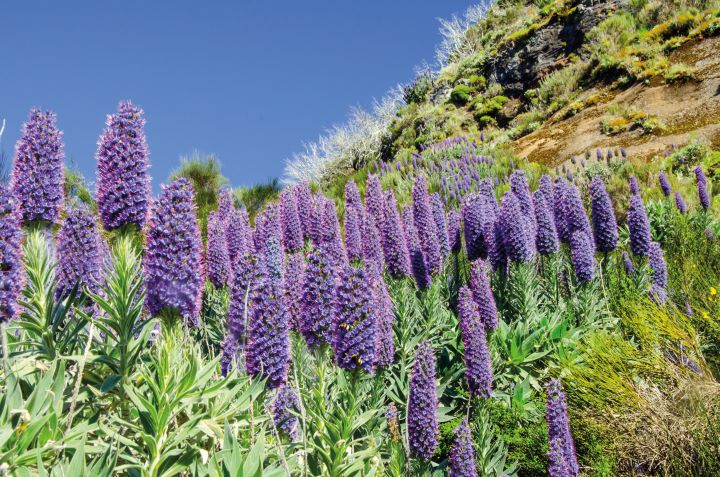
381 192 411 278
648 241 668 290
658 172 672 197
254 203 281 255
55 205 103 300
246 264 290 389
629 175 640 195
372 270 395 366
413 176 442 274
675 192 687 214
344 205 363 262
283 252 305 330
362 214 384 275
405 212 432 290
11 108 65 225
463 194 488 261
548 437 570 477
458 287 494 398
217 187 234 221
221 254 261 375
622 251 635 275
546 379 579 476
206 211 231 288
695 167 711 209
144 178 204 326
300 247 336 348
272 385 299 439
589 176 619 253
334 264 377 372
628 194 652 256
96 101 151 230
564 184 593 252
280 188 303 253
0 185 24 322
408 341 438 460
499 192 534 263
447 209 462 253
365 173 384 229
553 178 569 243
533 191 559 255
320 198 348 268
295 181 314 241
570 231 595 283
449 419 479 477
345 180 363 212
226 209 250 266
431 193 450 260
510 170 536 237
469 260 498 331
538 175 553 199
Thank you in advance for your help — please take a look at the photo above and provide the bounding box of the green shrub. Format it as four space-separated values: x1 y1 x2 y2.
450 84 473 105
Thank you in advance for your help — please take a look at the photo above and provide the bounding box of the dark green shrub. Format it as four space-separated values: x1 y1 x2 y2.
450 84 473 105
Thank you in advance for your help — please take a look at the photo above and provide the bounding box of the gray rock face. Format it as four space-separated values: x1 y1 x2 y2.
487 0 617 96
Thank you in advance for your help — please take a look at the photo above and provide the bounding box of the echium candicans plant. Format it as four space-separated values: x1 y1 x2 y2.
362 214 384 274
546 379 579 477
408 340 439 460
320 198 348 268
11 108 65 225
221 253 261 376
279 188 303 253
371 267 395 367
430 193 450 259
55 205 103 300
510 169 536 238
570 231 596 283
563 184 593 252
381 191 411 278
658 172 672 197
447 209 462 253
449 419 478 477
463 193 488 261
0 184 23 322
294 181 314 241
216 186 234 220
648 241 668 290
253 203 280 253
695 166 711 210
412 175 442 274
628 194 652 256
589 176 618 253
96 101 151 230
365 173 384 229
283 251 305 330
533 191 559 256
272 385 299 439
300 247 336 348
333 264 377 372
405 212 432 290
226 208 251 265
144 178 204 327
469 259 498 331
246 260 290 389
675 192 688 214
553 177 569 243
499 191 534 263
206 211 231 288
344 205 363 262
457 286 493 398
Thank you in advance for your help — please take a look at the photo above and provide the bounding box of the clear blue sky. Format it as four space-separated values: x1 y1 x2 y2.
1 1 470 190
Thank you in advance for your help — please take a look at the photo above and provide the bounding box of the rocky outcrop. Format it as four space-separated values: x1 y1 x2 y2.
488 0 618 96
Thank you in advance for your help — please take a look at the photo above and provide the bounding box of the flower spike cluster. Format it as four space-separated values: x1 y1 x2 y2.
96 101 151 230
0 185 23 322
11 108 65 225
144 178 204 326
408 340 438 460
55 205 103 300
